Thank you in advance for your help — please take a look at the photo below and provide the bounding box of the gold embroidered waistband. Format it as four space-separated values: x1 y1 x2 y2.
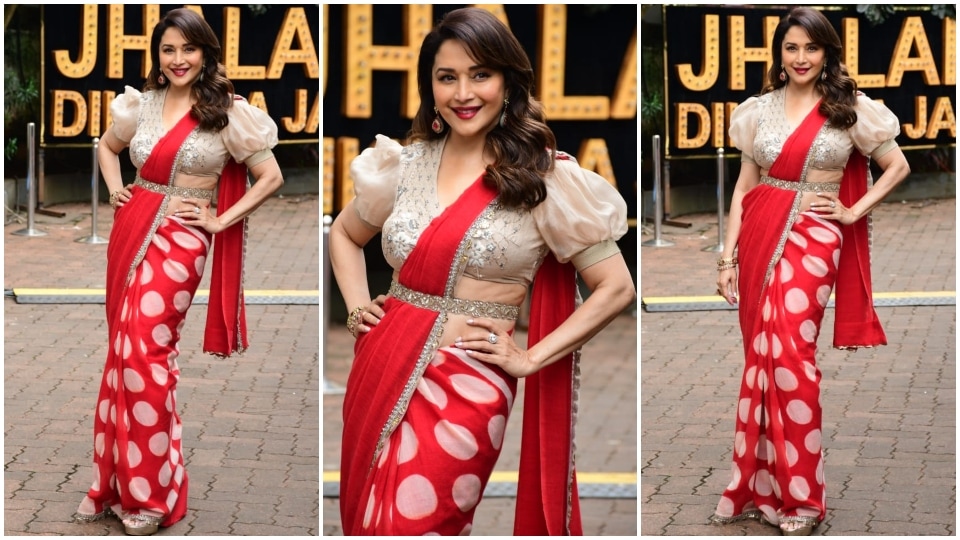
134 177 214 199
388 281 520 321
760 176 840 192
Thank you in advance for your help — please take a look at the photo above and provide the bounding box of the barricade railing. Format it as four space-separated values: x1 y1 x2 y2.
76 137 109 244
702 148 726 253
323 214 345 395
641 134 674 247
12 122 47 237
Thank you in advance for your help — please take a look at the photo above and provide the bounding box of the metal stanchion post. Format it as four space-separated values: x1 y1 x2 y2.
702 148 726 253
13 123 47 237
641 134 674 247
77 137 109 244
323 214 345 395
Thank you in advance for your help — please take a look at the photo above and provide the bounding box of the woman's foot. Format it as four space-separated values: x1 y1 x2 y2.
780 521 814 536
122 515 161 536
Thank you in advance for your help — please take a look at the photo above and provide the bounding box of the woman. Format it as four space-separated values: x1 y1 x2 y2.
710 7 909 536
329 7 636 536
74 8 283 535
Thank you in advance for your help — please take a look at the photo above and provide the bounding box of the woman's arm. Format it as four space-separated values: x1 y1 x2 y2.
812 147 911 224
460 252 636 378
183 156 284 233
98 128 134 208
717 160 761 305
329 200 386 335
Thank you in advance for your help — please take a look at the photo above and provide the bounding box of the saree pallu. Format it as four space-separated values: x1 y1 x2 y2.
77 215 211 526
341 175 582 535
714 210 842 526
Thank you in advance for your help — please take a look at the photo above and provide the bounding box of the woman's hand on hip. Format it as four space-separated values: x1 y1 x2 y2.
455 318 539 378
716 268 739 305
811 192 856 225
177 198 225 233
354 295 388 337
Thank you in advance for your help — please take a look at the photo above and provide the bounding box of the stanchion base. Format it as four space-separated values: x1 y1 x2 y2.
12 228 47 237
323 378 346 395
701 244 724 253
641 238 675 247
76 235 109 244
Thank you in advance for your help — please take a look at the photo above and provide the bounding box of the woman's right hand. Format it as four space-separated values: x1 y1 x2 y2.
354 294 389 337
111 186 133 209
717 268 738 305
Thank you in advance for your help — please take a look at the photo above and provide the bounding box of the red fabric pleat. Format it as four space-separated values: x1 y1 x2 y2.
203 157 249 356
514 253 583 535
340 176 498 535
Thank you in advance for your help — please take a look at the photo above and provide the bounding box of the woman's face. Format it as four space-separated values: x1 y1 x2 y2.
159 27 204 89
431 39 506 141
781 25 825 85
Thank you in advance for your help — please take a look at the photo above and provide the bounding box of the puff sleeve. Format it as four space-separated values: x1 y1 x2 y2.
728 96 760 164
110 86 141 143
349 134 403 229
532 156 629 271
221 98 280 167
849 93 901 158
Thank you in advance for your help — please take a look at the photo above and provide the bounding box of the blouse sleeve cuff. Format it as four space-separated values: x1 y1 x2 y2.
871 139 897 159
244 148 275 167
571 239 621 271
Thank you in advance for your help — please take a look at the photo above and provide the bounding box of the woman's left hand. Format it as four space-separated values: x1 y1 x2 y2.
811 192 855 225
177 198 224 233
455 318 540 378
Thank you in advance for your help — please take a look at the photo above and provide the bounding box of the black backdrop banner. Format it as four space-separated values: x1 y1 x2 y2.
664 5 956 157
42 4 319 146
322 4 638 218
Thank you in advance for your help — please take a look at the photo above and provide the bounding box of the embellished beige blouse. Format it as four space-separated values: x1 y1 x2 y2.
729 87 900 173
110 86 279 177
350 135 629 287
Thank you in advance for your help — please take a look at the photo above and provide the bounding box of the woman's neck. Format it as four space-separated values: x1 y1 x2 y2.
443 133 490 164
783 81 821 102
164 84 194 104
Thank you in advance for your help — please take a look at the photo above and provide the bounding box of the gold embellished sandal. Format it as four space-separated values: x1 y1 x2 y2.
780 520 815 536
122 514 161 536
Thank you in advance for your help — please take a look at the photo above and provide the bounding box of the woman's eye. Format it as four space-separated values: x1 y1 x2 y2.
473 72 489 80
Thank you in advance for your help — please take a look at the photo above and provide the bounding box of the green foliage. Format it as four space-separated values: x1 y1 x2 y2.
4 5 40 167
857 4 955 25
247 4 270 17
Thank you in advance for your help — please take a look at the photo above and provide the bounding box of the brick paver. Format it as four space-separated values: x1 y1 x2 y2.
4 196 319 535
640 198 956 536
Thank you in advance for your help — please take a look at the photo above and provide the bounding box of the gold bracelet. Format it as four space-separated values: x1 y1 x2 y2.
109 190 121 209
717 256 738 271
346 305 365 337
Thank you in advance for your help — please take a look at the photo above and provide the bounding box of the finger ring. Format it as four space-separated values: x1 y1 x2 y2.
194 206 201 214
830 202 836 208
487 333 498 344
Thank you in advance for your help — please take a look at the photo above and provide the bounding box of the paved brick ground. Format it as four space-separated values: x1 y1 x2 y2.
4 195 319 535
640 198 956 535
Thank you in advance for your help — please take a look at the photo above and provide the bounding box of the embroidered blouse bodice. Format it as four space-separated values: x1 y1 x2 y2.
350 135 628 287
110 86 279 178
729 87 901 173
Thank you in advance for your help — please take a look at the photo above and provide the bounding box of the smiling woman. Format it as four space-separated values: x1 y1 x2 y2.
329 6 636 536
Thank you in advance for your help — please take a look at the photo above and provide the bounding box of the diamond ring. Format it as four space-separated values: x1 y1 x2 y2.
194 206 201 214
487 333 498 345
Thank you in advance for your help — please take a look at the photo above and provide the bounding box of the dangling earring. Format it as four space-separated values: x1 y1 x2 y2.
499 98 509 128
431 106 444 134
821 62 827 81
158 72 166 85
779 65 786 82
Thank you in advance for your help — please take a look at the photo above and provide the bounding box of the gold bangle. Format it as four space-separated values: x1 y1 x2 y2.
346 305 365 337
109 190 121 209
717 256 738 272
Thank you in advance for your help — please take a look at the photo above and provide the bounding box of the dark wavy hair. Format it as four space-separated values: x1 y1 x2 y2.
144 8 234 132
763 7 858 129
409 7 557 209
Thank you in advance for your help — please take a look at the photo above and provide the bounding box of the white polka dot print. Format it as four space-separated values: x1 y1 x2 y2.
127 441 143 467
488 415 506 450
738 398 750 423
151 364 169 386
784 288 810 314
416 377 448 410
195 255 206 277
735 431 746 457
162 259 190 283
98 399 110 423
140 260 154 285
133 401 159 426
755 470 773 496
774 367 798 391
363 490 376 528
172 231 202 250
771 334 783 359
716 496 735 516
786 399 813 424
452 474 481 511
397 422 419 465
95 433 105 458
395 474 438 519
149 432 169 457
123 368 146 393
808 226 835 243
745 366 757 390
779 258 794 283
799 320 818 343
804 429 822 454
726 464 741 490
173 290 192 312
785 441 799 466
151 233 171 253
802 254 828 278
449 374 498 404
140 291 165 317
789 476 811 500
788 230 808 249
158 461 172 487
152 324 173 347
129 477 152 502
434 420 478 460
816 284 832 307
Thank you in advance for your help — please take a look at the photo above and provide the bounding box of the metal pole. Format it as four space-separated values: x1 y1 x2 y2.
642 134 674 247
323 214 345 395
13 123 46 237
702 148 726 253
76 137 109 244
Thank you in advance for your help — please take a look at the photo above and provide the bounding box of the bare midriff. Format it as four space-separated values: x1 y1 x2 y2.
163 172 216 216
388 271 526 348
760 167 843 210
